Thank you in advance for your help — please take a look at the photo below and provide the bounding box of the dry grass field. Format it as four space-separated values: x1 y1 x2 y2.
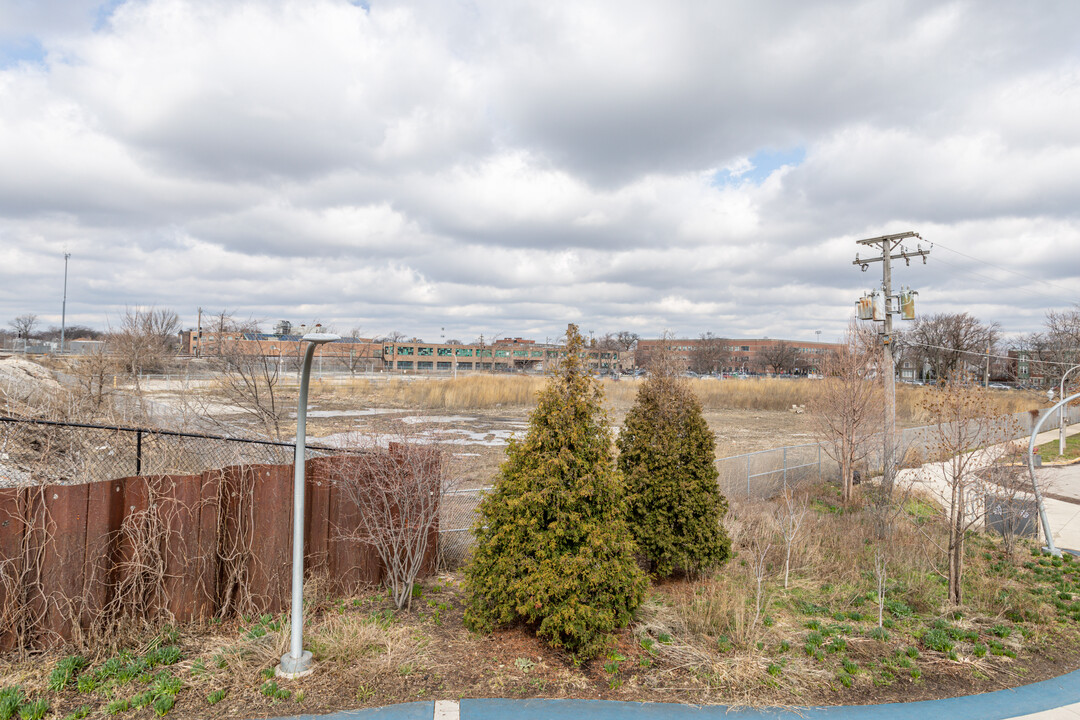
312 374 1041 423
293 376 1048 486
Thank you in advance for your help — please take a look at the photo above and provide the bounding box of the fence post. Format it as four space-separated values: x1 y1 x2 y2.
747 455 751 498
817 444 821 482
136 430 143 476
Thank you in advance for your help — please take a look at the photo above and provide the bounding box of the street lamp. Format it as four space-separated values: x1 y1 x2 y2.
1060 365 1080 456
278 332 340 679
1029 390 1080 558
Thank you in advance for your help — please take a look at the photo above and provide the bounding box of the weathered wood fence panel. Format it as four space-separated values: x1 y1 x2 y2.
0 455 435 651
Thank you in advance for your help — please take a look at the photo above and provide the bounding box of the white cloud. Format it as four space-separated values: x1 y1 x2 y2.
0 0 1078 342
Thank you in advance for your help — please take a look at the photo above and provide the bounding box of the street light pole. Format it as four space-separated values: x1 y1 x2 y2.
1029 390 1080 558
1061 365 1080 456
278 332 340 679
60 253 70 353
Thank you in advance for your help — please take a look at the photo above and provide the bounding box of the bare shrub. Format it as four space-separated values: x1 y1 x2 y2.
917 378 1023 605
813 322 883 504
329 441 447 610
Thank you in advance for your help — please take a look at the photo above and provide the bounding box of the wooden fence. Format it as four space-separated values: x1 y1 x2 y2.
0 455 436 651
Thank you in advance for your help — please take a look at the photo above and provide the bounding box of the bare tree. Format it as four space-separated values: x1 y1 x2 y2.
110 307 181 382
813 323 883 504
1021 304 1080 386
613 331 640 352
757 341 797 375
9 314 38 344
329 441 448 610
904 312 999 382
690 332 729 375
210 328 288 441
70 341 117 414
918 378 1020 605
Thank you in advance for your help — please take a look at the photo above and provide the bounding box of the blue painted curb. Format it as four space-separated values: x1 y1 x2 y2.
262 700 433 720
259 665 1080 719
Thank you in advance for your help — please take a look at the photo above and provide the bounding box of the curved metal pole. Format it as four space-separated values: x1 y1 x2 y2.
279 332 338 678
1060 365 1080 456
1029 390 1080 558
279 341 318 676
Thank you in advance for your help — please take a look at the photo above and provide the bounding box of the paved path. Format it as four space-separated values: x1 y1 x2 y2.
262 666 1080 719
899 424 1080 551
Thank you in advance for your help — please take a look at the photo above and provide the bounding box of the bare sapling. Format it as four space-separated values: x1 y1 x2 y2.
874 547 887 629
751 541 772 632
814 322 883 504
330 436 449 610
918 376 1019 605
774 488 807 589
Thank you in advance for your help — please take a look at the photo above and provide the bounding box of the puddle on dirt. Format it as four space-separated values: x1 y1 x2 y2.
401 415 478 424
296 408 403 418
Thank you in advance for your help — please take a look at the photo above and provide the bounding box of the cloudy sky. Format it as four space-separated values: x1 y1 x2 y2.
1 0 1078 344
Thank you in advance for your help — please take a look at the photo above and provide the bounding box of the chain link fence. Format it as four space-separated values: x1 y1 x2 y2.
7 405 1080 569
0 416 345 487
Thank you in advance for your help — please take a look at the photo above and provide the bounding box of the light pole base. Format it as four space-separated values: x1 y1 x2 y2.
276 651 313 679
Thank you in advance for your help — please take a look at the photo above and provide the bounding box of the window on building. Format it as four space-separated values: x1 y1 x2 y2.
495 350 510 357
437 361 451 370
418 347 433 356
417 361 433 369
437 347 452 356
513 350 527 357
398 346 414 356
397 361 414 369
455 348 473 357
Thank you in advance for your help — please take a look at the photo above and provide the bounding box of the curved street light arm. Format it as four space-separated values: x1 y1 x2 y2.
1029 390 1080 558
1060 365 1080 456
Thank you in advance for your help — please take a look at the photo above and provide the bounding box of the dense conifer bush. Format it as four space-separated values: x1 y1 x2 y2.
464 324 646 660
617 361 731 577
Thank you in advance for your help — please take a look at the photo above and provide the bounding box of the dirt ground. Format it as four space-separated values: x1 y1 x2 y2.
293 401 821 489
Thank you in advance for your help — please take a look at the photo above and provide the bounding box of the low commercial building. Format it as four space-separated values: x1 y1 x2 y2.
179 328 631 374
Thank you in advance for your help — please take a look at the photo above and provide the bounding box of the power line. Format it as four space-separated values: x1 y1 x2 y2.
932 241 1079 301
929 255 1064 303
903 340 1080 368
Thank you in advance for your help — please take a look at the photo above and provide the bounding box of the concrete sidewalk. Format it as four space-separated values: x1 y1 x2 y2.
899 423 1080 551
262 666 1080 719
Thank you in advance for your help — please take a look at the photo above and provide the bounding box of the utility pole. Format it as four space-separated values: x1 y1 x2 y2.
984 340 991 388
196 307 202 358
853 231 930 492
59 252 70 353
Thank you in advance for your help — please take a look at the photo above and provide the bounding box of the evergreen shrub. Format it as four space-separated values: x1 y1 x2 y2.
464 324 646 661
617 365 731 576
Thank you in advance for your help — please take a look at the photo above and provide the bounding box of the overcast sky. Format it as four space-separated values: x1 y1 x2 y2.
1 0 1078 344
